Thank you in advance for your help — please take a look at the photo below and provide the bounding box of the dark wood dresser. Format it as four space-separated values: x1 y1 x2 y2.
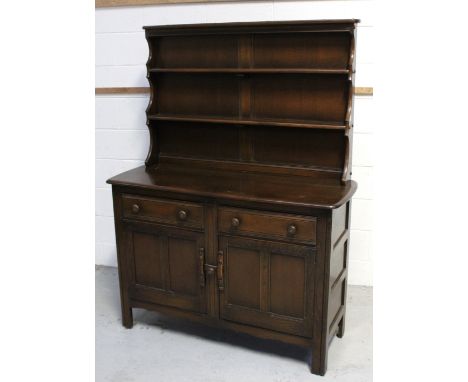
107 19 359 376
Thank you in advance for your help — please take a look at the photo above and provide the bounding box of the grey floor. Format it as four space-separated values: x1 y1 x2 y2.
96 266 372 382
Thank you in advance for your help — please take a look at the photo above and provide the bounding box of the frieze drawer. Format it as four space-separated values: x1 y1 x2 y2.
218 207 316 244
122 194 204 229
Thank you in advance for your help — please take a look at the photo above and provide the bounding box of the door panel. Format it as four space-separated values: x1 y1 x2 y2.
125 222 207 314
133 232 164 289
219 236 315 337
226 246 261 309
270 253 306 318
167 236 200 296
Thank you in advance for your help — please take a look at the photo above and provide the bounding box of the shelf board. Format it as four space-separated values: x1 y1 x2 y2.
148 114 346 130
148 68 350 74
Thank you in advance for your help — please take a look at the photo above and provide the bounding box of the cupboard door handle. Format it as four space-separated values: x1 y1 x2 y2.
199 247 205 287
287 224 297 236
178 210 188 221
217 250 224 291
132 204 140 214
231 217 240 227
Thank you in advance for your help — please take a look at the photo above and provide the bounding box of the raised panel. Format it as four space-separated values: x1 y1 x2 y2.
270 253 305 318
168 236 199 296
328 279 345 325
226 246 261 309
251 74 348 123
150 35 239 68
133 231 164 289
151 73 240 117
330 241 346 289
253 33 351 69
331 202 348 245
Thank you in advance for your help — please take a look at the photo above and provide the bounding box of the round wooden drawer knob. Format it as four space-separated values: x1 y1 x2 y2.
287 224 297 235
231 217 240 227
178 210 188 221
132 204 140 214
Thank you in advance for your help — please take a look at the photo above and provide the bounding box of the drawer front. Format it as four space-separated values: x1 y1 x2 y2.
218 207 316 243
122 195 204 229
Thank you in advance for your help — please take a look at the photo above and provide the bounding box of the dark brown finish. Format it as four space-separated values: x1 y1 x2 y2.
108 20 359 376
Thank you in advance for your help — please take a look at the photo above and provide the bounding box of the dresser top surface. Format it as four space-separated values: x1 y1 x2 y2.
107 165 356 210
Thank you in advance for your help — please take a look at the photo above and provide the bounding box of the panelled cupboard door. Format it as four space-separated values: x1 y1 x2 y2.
124 222 207 314
219 236 315 337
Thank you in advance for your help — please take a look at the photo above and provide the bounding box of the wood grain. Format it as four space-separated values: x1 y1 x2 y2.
96 0 240 7
95 86 373 96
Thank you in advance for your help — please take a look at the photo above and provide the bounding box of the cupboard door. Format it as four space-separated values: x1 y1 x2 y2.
125 222 207 314
219 236 315 337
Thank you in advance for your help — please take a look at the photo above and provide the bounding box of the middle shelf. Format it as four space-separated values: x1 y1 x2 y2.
147 114 346 130
147 72 350 127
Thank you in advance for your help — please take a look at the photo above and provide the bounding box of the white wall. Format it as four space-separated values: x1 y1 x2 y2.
95 0 374 286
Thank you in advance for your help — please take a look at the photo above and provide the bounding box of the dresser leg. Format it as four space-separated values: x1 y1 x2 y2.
337 314 346 338
311 345 328 376
122 306 133 329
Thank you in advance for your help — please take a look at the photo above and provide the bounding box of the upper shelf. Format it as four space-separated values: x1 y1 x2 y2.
147 28 353 72
148 114 346 131
148 68 350 74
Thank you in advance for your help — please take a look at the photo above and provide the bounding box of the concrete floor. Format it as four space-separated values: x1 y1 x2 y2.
96 265 372 382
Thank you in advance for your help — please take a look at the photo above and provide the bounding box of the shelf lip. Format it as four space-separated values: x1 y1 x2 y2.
144 20 359 36
144 19 360 31
148 68 350 74
148 114 346 130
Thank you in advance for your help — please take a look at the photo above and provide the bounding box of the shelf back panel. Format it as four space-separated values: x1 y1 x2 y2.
151 73 240 118
150 35 239 68
149 31 351 71
155 121 344 173
158 121 240 162
251 126 345 170
251 74 348 123
252 32 351 69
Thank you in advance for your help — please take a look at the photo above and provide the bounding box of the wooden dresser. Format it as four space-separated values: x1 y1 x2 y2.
107 19 359 376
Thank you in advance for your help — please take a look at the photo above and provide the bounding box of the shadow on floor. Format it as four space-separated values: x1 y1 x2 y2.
133 308 311 366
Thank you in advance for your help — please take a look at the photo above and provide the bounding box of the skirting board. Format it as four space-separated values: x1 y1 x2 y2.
96 0 254 7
